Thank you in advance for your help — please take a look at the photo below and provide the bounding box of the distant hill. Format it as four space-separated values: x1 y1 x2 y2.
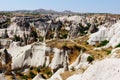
0 9 119 15
0 9 79 15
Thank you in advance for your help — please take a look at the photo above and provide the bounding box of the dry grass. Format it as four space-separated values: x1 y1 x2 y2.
47 35 112 63
60 71 80 80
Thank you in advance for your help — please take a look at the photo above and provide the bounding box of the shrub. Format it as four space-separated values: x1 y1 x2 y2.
97 40 109 47
105 50 111 55
16 70 22 74
21 75 28 80
29 71 36 78
13 35 20 41
59 29 68 39
38 36 43 42
45 69 52 77
71 66 75 71
62 43 69 50
115 44 120 48
74 44 86 52
59 33 68 39
30 67 33 70
74 44 81 51
36 66 41 72
30 30 38 41
86 23 91 28
49 33 54 39
87 55 94 63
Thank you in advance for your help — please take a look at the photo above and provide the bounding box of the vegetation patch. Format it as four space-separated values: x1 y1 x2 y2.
97 40 109 47
13 35 21 41
104 50 111 55
87 55 94 63
115 44 120 48
28 71 36 79
20 75 28 80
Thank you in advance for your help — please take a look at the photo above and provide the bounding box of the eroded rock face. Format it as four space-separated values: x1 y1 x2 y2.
1 14 120 80
32 74 45 80
0 48 11 65
7 42 69 72
67 59 120 80
88 21 120 48
0 74 6 80
109 48 120 58
69 52 91 70
88 24 98 34
50 48 69 73
88 26 107 45
7 22 24 38
0 16 10 29
8 42 48 69
50 68 64 80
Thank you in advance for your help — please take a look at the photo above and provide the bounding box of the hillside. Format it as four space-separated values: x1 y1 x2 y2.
0 11 120 80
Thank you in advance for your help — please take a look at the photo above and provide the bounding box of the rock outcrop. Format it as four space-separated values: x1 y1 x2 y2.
67 58 120 80
88 21 120 48
69 52 91 70
50 48 69 73
8 42 48 69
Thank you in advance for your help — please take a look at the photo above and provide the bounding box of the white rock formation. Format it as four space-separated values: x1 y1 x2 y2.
8 42 49 69
7 23 24 38
32 74 45 80
0 48 11 65
75 53 91 70
0 74 6 80
67 74 82 80
50 48 61 70
0 29 5 37
69 53 81 70
32 68 64 80
50 48 69 73
67 58 120 80
0 22 30 38
88 26 108 45
69 52 91 70
0 39 12 46
108 47 120 58
56 16 84 23
50 68 64 80
88 21 120 48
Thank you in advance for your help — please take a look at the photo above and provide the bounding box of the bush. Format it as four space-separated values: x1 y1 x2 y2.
30 30 38 41
74 44 86 52
38 36 43 42
71 66 75 71
45 69 52 77
29 71 36 78
59 33 68 39
21 75 28 80
13 35 20 41
87 55 94 63
49 33 54 39
105 50 111 55
30 67 33 70
74 44 81 51
115 44 120 48
59 29 68 39
97 40 109 47
36 66 41 72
